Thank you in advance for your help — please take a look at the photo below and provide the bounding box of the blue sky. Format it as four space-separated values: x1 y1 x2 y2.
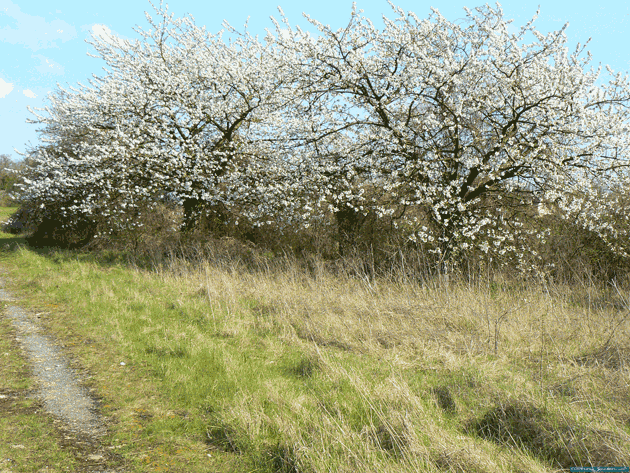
1 0 629 161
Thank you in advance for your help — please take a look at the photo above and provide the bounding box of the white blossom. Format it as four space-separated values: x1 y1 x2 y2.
16 1 630 265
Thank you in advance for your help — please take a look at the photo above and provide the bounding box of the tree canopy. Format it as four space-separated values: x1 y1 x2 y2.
18 1 630 267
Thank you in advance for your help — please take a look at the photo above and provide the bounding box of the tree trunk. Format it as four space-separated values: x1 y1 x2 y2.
182 198 230 237
335 206 363 257
182 197 203 233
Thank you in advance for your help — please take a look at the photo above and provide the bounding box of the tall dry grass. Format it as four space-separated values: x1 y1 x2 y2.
121 238 630 471
3 199 630 471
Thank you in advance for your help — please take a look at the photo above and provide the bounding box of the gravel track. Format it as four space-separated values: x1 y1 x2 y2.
0 278 122 472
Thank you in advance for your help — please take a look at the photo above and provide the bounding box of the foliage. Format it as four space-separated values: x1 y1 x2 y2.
14 1 630 270
268 3 630 263
0 154 28 206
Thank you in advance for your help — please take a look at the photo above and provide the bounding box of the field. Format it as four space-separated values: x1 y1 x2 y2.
1 206 630 472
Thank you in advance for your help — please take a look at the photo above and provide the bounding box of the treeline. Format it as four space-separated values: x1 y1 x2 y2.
0 154 29 206
7 3 630 283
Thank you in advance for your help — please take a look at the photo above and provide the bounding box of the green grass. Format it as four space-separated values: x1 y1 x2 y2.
0 206 629 471
0 208 81 472
0 308 81 472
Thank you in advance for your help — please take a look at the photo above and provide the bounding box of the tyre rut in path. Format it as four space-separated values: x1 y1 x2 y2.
0 276 124 472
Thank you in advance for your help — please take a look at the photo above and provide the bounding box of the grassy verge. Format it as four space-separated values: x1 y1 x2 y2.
0 314 84 472
0 206 629 472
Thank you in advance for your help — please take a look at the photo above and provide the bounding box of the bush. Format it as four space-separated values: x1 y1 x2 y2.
3 197 96 249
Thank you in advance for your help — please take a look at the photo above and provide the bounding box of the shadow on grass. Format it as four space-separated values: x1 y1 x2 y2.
465 399 629 469
0 230 149 272
0 228 306 285
0 235 30 253
0 234 84 259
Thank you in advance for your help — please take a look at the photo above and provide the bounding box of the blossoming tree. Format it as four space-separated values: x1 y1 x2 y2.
18 1 630 265
267 2 630 262
22 1 294 236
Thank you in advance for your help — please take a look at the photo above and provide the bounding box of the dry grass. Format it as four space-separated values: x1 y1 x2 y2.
0 230 629 471
142 245 630 470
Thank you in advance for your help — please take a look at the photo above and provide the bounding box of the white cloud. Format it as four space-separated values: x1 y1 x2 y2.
91 24 122 46
0 0 76 50
22 89 36 99
0 78 14 98
276 28 315 44
33 54 64 76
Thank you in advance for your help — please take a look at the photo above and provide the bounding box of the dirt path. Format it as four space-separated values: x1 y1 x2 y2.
0 277 124 472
